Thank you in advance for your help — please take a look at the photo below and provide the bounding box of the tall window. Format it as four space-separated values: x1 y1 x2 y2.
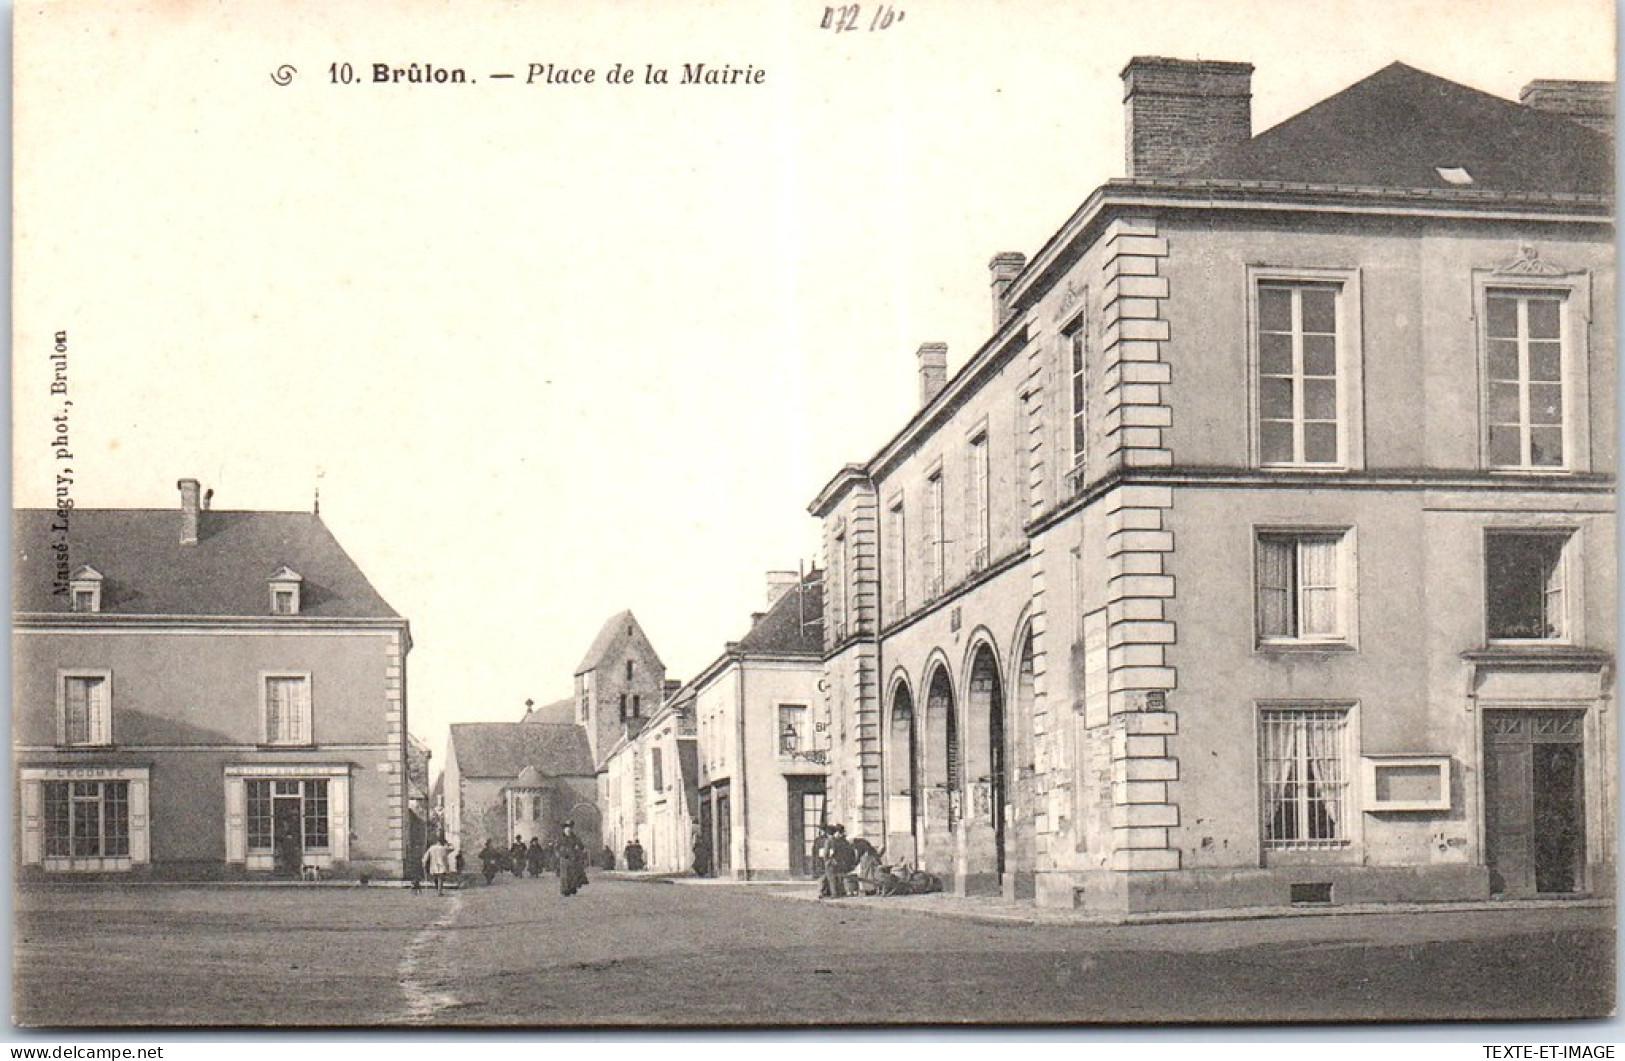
619 692 629 721
842 532 854 634
1066 315 1088 471
245 779 329 851
886 498 906 620
925 469 945 598
830 530 847 640
1259 707 1351 849
1486 290 1565 470
1256 531 1350 644
1485 530 1571 641
632 694 642 718
59 673 110 746
1257 282 1342 466
626 659 635 680
1018 389 1035 514
264 675 311 745
651 747 664 792
779 703 809 757
968 433 990 569
43 780 129 858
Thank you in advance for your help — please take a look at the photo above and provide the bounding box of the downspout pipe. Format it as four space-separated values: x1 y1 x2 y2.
736 658 750 879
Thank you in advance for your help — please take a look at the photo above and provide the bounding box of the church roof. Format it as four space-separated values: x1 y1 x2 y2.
449 722 595 780
520 696 576 725
574 610 664 675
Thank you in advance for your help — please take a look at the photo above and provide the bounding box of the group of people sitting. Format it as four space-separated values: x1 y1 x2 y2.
814 824 942 899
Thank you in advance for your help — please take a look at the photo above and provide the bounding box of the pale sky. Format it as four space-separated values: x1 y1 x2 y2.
13 0 1615 763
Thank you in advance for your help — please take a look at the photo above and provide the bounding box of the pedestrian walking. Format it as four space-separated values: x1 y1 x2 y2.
692 827 713 878
478 839 502 885
527 837 546 877
508 835 527 878
624 838 645 871
422 835 456 895
555 820 588 896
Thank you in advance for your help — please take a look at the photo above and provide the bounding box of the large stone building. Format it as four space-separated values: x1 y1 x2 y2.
810 59 1614 912
14 478 413 878
693 570 828 879
440 698 600 858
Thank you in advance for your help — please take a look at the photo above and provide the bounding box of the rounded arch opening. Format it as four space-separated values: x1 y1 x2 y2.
965 640 1007 875
886 679 919 839
924 663 959 828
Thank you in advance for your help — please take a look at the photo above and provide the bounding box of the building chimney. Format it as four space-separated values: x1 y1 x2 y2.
766 570 799 608
989 252 1026 328
1121 56 1254 178
917 342 948 407
177 478 201 544
1520 79 1614 137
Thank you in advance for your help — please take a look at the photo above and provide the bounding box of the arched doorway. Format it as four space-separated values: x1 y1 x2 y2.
922 664 957 874
1010 629 1036 897
886 681 920 860
964 641 1006 891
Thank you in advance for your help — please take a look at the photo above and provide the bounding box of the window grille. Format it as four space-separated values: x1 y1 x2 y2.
1259 708 1350 850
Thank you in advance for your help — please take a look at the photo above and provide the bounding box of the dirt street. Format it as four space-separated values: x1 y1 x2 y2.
13 876 1613 1026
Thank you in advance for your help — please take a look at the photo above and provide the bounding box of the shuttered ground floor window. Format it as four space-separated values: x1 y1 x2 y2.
225 764 351 870
19 766 151 871
1260 707 1352 851
245 779 331 852
44 780 130 858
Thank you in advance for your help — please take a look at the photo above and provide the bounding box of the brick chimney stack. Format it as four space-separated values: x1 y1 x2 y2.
917 342 948 407
177 478 201 544
766 570 799 608
1122 57 1254 178
989 252 1026 328
1520 79 1614 137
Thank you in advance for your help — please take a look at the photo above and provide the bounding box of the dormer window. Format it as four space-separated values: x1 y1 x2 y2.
69 566 103 614
268 565 303 616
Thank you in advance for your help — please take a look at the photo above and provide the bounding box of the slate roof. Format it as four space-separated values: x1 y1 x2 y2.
1189 62 1613 196
574 610 664 675
13 508 399 618
448 722 595 779
736 569 823 657
520 696 575 725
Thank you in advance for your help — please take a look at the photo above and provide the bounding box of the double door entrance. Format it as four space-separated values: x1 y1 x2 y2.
1483 709 1587 897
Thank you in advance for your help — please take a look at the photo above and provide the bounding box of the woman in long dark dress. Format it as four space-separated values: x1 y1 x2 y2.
555 821 588 896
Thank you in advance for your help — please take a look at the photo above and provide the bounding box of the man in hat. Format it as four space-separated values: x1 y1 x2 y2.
815 824 844 899
555 820 588 897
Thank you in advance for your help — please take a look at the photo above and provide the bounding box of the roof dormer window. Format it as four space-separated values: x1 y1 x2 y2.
268 565 303 616
69 565 103 614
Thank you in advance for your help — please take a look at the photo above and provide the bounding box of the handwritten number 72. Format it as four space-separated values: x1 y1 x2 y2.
821 5 904 32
